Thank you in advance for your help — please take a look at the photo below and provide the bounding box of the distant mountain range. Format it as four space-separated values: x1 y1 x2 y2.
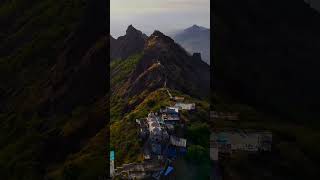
171 25 210 65
111 25 210 65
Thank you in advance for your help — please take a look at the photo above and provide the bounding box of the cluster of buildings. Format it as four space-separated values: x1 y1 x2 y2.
110 92 199 179
160 107 180 125
174 102 196 111
112 99 195 179
138 106 187 158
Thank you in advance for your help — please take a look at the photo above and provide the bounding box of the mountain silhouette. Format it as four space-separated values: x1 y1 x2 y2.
172 25 210 64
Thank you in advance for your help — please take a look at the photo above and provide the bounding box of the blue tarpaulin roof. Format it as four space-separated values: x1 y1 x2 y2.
179 148 187 154
166 147 177 158
164 166 174 176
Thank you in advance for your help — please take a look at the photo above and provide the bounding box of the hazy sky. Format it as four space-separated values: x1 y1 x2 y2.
111 0 210 38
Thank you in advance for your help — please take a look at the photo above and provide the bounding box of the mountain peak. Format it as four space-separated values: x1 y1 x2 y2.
172 25 210 64
150 30 174 41
129 29 210 99
192 24 200 28
146 30 176 50
151 30 166 37
126 24 139 35
185 24 208 32
110 25 147 60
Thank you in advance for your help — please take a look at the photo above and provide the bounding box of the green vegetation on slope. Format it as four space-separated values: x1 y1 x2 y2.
110 89 171 165
109 35 211 178
0 0 85 93
110 54 142 122
110 87 211 178
48 128 107 180
110 54 142 89
0 1 107 180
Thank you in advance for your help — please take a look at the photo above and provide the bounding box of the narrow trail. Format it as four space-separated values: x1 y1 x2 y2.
156 58 173 100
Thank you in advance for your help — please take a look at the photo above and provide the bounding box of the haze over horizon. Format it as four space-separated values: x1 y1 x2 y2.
110 0 210 38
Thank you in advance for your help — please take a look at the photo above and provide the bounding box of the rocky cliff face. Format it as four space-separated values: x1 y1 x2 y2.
110 25 147 60
122 30 210 99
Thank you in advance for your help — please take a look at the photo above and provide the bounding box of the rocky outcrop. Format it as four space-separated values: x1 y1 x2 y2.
124 30 210 99
192 53 202 62
110 25 147 60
